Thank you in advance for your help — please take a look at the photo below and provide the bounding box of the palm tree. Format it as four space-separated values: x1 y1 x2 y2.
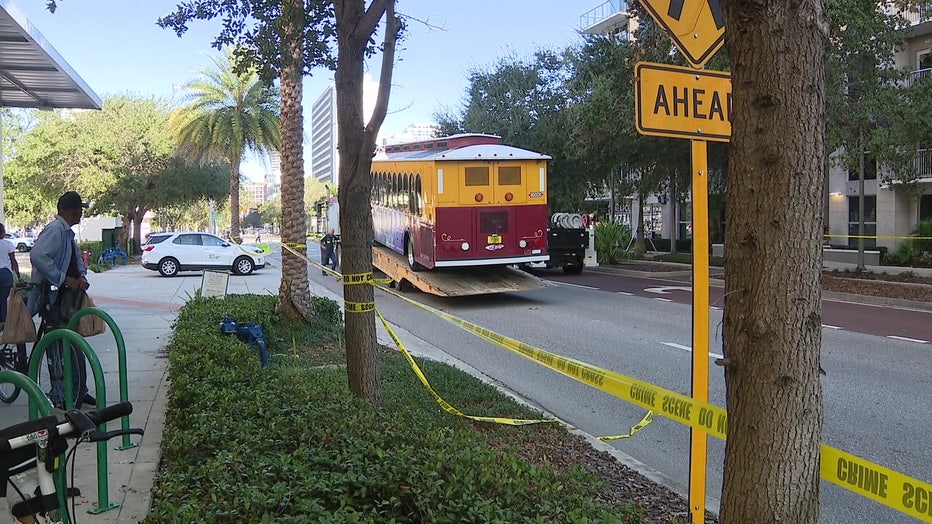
171 49 280 242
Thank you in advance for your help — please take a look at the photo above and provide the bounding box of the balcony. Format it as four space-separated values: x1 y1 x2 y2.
580 0 631 36
916 149 932 179
908 67 931 86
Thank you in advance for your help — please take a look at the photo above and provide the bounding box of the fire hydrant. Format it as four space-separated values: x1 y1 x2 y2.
82 250 90 266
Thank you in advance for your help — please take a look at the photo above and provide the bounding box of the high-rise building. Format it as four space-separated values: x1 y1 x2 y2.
310 84 339 187
266 149 281 199
242 181 267 205
380 123 440 146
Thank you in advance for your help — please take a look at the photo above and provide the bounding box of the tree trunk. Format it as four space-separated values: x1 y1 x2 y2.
335 0 381 408
719 1 828 523
229 153 242 242
334 0 400 408
131 209 146 255
275 0 312 321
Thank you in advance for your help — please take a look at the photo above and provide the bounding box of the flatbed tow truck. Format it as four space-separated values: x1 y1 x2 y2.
372 245 549 297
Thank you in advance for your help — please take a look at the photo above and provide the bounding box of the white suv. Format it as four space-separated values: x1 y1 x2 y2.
141 232 266 277
4 233 34 252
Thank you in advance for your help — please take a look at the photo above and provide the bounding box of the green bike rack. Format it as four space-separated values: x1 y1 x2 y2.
0 369 69 522
27 329 118 515
66 307 136 451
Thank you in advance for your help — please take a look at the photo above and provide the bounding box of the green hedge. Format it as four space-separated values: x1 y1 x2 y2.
147 294 646 523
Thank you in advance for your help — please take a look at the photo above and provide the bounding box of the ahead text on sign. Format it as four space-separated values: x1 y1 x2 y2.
635 62 732 142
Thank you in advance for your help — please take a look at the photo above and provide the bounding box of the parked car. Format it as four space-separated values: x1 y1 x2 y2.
141 232 266 277
4 233 34 252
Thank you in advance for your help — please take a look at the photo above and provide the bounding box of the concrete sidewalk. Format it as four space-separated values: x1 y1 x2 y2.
0 260 287 522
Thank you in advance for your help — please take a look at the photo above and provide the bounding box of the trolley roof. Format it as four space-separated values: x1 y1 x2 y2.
374 133 551 162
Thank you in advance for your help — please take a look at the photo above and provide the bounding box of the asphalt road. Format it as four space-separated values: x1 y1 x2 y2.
313 265 931 524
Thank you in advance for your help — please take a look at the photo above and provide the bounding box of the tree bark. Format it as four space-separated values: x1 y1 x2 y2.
334 0 399 408
230 152 242 242
719 1 828 523
275 0 312 321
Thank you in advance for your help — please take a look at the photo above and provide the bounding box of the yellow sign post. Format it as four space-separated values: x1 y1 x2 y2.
689 140 710 523
638 0 725 68
635 2 727 521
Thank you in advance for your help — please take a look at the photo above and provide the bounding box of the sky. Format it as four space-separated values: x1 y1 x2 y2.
11 0 600 179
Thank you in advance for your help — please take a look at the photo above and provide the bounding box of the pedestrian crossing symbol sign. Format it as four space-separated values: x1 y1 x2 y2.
638 0 725 68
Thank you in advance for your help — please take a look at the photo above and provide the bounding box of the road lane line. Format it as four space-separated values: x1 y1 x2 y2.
886 335 929 344
662 342 725 359
822 324 842 330
554 281 598 290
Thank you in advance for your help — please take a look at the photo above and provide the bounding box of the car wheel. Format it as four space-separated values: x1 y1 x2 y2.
16 244 27 252
158 257 180 277
234 256 255 275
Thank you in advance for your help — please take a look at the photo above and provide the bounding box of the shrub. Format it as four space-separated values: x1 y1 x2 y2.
148 294 645 523
594 222 632 264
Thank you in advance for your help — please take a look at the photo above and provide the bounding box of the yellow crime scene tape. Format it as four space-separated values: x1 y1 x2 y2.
372 281 932 522
824 234 932 241
373 308 557 426
281 243 931 521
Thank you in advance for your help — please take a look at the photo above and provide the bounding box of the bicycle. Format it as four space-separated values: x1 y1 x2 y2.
0 342 27 403
0 284 85 410
0 401 142 524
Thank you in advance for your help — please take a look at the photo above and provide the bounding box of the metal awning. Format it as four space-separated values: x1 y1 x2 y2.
0 0 101 109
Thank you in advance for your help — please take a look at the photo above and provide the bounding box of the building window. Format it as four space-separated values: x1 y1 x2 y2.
847 195 877 247
847 153 877 181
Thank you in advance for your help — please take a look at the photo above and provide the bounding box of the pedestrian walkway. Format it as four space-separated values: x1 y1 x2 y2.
0 260 286 522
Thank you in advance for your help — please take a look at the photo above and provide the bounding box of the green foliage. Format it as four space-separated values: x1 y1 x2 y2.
170 49 281 240
882 219 932 267
149 295 646 523
594 222 632 264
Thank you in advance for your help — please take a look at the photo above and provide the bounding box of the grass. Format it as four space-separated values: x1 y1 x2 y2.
146 294 652 523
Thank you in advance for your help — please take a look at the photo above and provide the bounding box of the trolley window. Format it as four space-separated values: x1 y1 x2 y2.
498 166 522 186
465 166 489 186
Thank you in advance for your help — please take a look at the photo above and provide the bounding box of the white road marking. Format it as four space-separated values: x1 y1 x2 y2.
644 286 693 295
822 324 843 330
653 298 673 302
554 281 598 290
886 335 929 344
662 342 725 360
617 291 634 296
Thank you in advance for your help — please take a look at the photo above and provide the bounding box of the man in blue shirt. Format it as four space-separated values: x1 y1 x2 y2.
28 191 93 406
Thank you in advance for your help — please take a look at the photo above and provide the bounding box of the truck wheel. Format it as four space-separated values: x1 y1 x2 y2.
563 259 584 275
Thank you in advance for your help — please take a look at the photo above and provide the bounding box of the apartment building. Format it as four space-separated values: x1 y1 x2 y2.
583 1 932 251
826 8 932 251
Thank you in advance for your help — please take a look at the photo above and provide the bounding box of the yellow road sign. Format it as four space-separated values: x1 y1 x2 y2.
634 62 731 142
639 0 725 68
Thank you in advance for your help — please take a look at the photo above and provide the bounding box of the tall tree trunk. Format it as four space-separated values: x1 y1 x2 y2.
275 0 312 321
230 153 242 242
334 0 400 408
719 1 828 523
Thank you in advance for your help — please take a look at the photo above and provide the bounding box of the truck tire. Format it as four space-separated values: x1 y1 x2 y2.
563 257 584 275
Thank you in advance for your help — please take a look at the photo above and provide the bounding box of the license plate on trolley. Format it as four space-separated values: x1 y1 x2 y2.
487 234 502 244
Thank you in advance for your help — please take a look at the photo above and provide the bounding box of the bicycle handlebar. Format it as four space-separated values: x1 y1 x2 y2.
0 402 139 453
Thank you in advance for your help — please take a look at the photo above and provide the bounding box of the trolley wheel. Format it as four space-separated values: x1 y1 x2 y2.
0 343 27 403
406 235 424 272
